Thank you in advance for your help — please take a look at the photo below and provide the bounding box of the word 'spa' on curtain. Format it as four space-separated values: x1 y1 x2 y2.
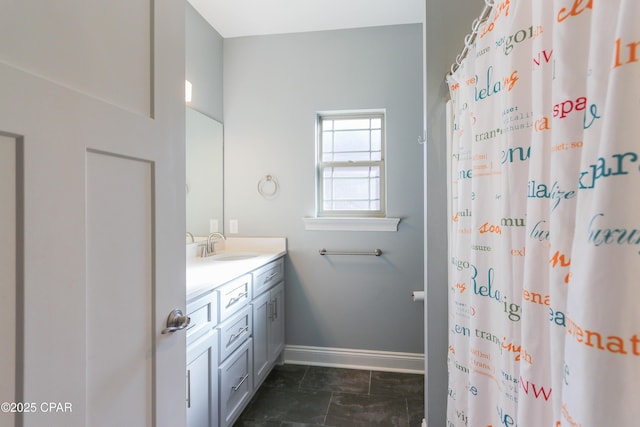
446 1 640 426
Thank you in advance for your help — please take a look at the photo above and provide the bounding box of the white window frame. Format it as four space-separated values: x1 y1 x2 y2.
316 111 386 218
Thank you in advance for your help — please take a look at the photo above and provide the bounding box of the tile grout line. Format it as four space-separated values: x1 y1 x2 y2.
405 397 410 426
322 392 334 426
298 365 310 390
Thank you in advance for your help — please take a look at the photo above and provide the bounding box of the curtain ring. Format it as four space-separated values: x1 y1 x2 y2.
257 174 279 199
471 18 481 33
464 33 473 47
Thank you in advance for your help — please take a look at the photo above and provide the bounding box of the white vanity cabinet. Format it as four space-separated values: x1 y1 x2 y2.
186 251 285 427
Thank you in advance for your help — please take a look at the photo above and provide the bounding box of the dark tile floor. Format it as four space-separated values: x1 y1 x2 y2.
233 364 424 427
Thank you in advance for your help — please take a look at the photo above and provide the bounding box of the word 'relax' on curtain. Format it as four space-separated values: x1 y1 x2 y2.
446 1 640 426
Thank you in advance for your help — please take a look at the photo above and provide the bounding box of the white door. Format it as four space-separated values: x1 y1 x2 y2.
0 1 186 426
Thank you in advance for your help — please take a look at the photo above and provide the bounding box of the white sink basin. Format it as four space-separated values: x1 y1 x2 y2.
208 252 260 261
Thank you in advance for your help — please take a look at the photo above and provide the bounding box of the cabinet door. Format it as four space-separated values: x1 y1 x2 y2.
187 330 219 427
252 292 271 389
219 339 253 427
269 282 285 363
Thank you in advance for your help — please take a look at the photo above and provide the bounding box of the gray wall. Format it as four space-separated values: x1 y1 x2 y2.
423 1 485 425
185 3 223 121
223 25 425 354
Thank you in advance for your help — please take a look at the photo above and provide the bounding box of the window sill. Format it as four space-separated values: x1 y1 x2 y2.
303 217 400 232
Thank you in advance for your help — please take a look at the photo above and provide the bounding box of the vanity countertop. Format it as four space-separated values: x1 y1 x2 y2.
186 237 286 300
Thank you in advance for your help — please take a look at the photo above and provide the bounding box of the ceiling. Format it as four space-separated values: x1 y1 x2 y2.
187 0 424 39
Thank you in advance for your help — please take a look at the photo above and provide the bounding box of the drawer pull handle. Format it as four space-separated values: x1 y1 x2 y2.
229 326 249 343
231 374 249 391
227 291 248 307
265 272 279 281
186 369 191 408
268 300 278 320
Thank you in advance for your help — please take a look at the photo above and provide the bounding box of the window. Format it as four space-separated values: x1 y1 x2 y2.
316 112 385 217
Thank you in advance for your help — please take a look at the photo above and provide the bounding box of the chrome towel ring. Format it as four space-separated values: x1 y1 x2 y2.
258 174 279 199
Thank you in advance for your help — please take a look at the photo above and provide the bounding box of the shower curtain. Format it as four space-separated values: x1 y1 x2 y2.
446 1 639 426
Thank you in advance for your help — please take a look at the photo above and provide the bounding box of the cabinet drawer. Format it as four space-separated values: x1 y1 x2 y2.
186 290 218 345
252 258 283 297
217 305 252 362
218 274 252 321
219 338 253 427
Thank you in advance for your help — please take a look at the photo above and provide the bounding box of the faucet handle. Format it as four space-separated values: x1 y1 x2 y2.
197 243 207 257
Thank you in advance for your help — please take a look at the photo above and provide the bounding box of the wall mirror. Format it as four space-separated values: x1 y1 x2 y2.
186 107 223 239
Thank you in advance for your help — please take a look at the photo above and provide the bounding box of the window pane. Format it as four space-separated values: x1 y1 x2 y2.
371 130 382 152
370 178 380 198
371 118 382 129
333 178 369 200
322 120 333 131
333 130 370 153
334 118 370 130
322 131 333 153
330 200 371 210
321 165 380 211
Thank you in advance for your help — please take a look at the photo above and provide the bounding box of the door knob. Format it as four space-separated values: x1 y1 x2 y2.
161 309 191 334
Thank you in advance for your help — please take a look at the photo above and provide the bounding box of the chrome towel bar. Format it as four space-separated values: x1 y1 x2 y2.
319 248 382 256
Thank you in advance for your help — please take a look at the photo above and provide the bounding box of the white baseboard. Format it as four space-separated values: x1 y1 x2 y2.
283 345 425 374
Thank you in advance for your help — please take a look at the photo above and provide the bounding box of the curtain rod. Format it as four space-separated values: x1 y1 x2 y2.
446 1 494 79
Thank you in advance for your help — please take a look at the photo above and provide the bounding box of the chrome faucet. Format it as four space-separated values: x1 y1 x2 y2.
206 232 226 256
186 232 194 243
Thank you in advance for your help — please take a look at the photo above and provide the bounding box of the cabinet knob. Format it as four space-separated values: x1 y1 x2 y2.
161 309 191 334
